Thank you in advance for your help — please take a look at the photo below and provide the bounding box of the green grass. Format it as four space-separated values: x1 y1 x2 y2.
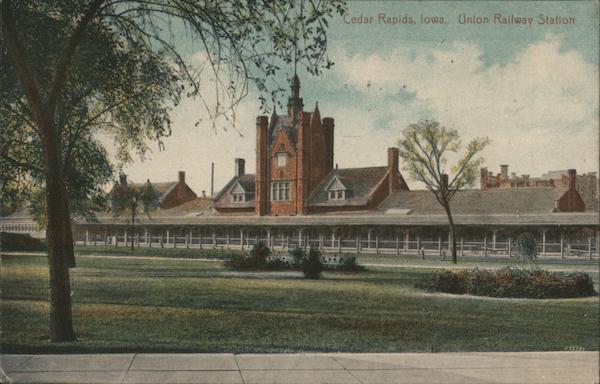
1 253 598 354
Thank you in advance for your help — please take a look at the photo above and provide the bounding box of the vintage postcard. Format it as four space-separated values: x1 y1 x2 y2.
1 0 598 383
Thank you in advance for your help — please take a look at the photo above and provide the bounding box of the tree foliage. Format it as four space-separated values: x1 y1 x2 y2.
398 120 490 263
1 0 344 342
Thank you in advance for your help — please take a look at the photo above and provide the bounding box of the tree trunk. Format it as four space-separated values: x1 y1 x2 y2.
43 127 76 342
131 207 135 252
443 203 458 264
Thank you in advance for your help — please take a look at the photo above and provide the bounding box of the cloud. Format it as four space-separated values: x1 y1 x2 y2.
114 34 598 194
331 34 599 181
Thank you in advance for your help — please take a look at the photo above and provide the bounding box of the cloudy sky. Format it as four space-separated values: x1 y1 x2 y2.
119 1 599 195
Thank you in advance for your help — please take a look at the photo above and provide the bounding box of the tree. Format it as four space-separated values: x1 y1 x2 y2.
398 120 490 264
1 0 345 342
110 176 160 251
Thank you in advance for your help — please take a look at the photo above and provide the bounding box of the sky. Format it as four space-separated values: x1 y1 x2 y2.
117 0 599 195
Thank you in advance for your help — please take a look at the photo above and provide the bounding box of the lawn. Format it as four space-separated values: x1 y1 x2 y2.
1 253 598 354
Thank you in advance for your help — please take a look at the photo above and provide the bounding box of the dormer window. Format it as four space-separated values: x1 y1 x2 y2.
329 190 345 200
276 152 287 168
232 193 245 203
326 176 349 201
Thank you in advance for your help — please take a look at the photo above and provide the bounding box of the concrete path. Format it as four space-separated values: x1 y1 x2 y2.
1 352 598 383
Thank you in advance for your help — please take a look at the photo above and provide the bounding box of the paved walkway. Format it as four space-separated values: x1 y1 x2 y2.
1 352 598 383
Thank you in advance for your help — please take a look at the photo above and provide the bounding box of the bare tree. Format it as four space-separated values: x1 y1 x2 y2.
398 120 490 264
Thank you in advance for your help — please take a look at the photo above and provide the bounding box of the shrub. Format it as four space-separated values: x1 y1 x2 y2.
225 242 273 270
0 232 46 251
303 247 323 279
416 267 596 299
289 247 305 268
416 270 464 294
250 242 271 264
337 255 365 272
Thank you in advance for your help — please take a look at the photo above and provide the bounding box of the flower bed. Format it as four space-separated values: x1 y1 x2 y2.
416 267 596 299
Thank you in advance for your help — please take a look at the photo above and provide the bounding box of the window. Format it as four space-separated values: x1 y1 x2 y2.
271 181 290 201
329 190 345 200
231 193 245 203
276 152 287 168
327 177 348 200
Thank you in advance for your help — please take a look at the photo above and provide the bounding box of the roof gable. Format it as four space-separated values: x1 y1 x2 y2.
325 176 347 191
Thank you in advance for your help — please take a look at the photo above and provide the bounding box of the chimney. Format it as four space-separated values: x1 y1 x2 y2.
323 117 335 171
480 167 488 190
500 164 509 179
567 169 576 190
178 171 185 184
211 162 214 197
235 158 245 177
202 190 206 198
387 147 399 173
119 174 127 185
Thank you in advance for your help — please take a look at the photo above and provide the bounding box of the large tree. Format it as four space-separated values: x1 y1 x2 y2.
1 0 345 342
398 120 490 264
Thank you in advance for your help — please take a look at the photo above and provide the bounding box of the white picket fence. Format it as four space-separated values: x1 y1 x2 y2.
75 232 598 260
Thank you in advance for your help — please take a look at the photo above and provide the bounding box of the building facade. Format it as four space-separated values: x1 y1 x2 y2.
214 75 409 216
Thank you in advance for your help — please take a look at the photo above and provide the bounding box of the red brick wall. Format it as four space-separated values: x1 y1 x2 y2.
255 116 269 216
161 183 197 209
269 129 298 216
557 189 585 212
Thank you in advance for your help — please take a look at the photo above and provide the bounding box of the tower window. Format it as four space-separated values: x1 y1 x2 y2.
276 152 287 168
271 181 290 201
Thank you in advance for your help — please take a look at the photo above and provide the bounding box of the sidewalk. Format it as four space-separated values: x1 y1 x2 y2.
1 352 598 383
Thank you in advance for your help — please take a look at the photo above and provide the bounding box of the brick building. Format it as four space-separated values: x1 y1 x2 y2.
115 171 198 210
214 75 409 215
480 165 597 211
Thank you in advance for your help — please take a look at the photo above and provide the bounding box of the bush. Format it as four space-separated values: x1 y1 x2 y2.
303 247 323 279
337 255 365 272
225 242 272 270
416 267 596 299
289 247 305 268
250 242 271 264
0 232 46 252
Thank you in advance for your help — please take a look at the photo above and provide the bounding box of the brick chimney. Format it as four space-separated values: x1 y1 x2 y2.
387 147 399 173
388 147 404 193
178 171 185 184
480 167 488 190
235 158 245 177
323 117 335 171
500 164 508 179
567 169 576 190
255 115 269 216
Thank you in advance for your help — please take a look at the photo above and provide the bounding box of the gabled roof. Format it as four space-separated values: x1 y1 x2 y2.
309 166 389 206
214 174 256 209
378 187 567 215
325 176 348 191
132 181 178 203
150 197 214 217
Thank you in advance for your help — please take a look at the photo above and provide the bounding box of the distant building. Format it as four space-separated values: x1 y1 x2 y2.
115 171 198 210
480 165 597 211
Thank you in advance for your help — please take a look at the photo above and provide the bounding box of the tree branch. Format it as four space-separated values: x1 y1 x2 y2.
47 0 107 118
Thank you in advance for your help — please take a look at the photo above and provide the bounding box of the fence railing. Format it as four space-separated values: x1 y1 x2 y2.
75 233 599 260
